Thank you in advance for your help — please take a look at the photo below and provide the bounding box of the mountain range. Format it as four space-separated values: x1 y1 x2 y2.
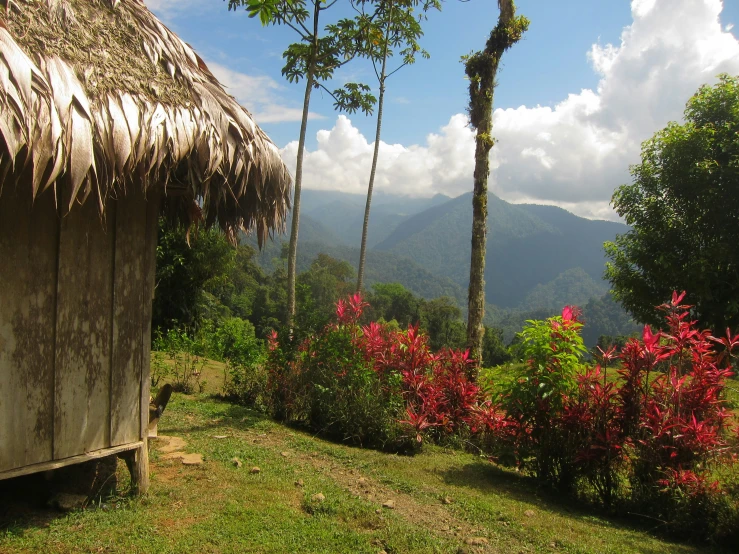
246 189 640 344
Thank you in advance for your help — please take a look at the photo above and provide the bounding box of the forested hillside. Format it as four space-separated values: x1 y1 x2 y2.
375 192 627 307
250 190 628 312
235 190 640 347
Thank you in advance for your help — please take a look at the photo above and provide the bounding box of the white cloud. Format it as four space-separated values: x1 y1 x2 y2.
280 114 476 198
207 62 325 123
283 0 739 220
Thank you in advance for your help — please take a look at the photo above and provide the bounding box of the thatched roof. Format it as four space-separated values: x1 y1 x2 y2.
0 0 292 244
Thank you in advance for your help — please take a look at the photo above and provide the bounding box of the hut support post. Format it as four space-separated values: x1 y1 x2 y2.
120 440 149 495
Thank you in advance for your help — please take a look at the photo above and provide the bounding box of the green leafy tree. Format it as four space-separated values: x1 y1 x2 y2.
364 282 422 327
420 296 466 351
229 0 376 328
298 252 355 321
464 0 529 366
481 326 510 367
605 75 739 331
354 0 439 292
153 220 236 332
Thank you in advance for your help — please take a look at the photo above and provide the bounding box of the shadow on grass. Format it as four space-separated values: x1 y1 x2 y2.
158 395 269 436
438 461 729 554
0 457 127 535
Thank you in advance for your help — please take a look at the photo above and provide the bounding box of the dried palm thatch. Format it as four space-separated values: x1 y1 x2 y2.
0 0 291 244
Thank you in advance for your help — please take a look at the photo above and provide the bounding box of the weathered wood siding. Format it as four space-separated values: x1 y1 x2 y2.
111 188 147 447
54 197 115 459
0 187 58 471
0 185 158 473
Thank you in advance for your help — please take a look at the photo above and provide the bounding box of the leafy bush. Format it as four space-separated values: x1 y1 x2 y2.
481 293 739 542
150 350 171 388
499 306 587 490
481 326 511 367
264 293 481 452
153 327 205 393
266 294 409 450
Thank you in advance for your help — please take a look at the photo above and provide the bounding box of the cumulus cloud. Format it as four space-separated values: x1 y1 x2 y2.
281 114 476 198
207 62 324 123
282 0 739 220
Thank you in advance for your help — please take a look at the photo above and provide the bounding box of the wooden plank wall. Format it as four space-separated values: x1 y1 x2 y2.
111 187 147 446
0 185 157 472
0 187 58 471
139 192 159 441
54 196 115 459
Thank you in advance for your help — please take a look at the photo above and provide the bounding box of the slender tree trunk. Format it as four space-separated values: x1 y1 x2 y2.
356 59 389 293
466 0 523 367
467 115 493 365
287 65 315 328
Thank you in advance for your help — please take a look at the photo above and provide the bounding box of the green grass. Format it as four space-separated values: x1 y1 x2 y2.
1 390 733 554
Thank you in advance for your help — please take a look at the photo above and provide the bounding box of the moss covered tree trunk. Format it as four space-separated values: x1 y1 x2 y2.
465 0 528 367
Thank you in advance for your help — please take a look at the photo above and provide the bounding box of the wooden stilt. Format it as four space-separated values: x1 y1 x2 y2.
121 440 149 495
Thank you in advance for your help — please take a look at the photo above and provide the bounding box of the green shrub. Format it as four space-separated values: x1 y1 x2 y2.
501 306 587 490
267 321 407 450
150 350 171 388
153 327 205 394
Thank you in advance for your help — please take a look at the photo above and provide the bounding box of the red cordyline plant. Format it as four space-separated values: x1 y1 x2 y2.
484 294 736 513
623 292 735 498
265 293 482 448
364 320 481 443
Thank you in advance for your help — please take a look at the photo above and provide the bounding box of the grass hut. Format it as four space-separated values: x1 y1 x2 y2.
0 0 291 493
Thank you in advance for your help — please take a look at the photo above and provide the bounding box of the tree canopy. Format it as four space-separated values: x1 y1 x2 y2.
605 74 739 331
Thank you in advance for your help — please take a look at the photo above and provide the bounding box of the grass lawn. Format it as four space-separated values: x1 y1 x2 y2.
1 360 733 554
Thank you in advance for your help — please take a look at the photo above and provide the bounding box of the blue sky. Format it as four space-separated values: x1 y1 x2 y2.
146 0 739 220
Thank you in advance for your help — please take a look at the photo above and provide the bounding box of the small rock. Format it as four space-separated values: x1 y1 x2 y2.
181 453 203 465
375 508 382 514
311 493 325 503
250 466 261 474
358 477 367 485
231 457 242 468
442 496 453 505
382 499 395 509
281 451 289 457
549 542 557 548
465 537 489 546
524 509 535 517
379 551 387 554
295 479 305 487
